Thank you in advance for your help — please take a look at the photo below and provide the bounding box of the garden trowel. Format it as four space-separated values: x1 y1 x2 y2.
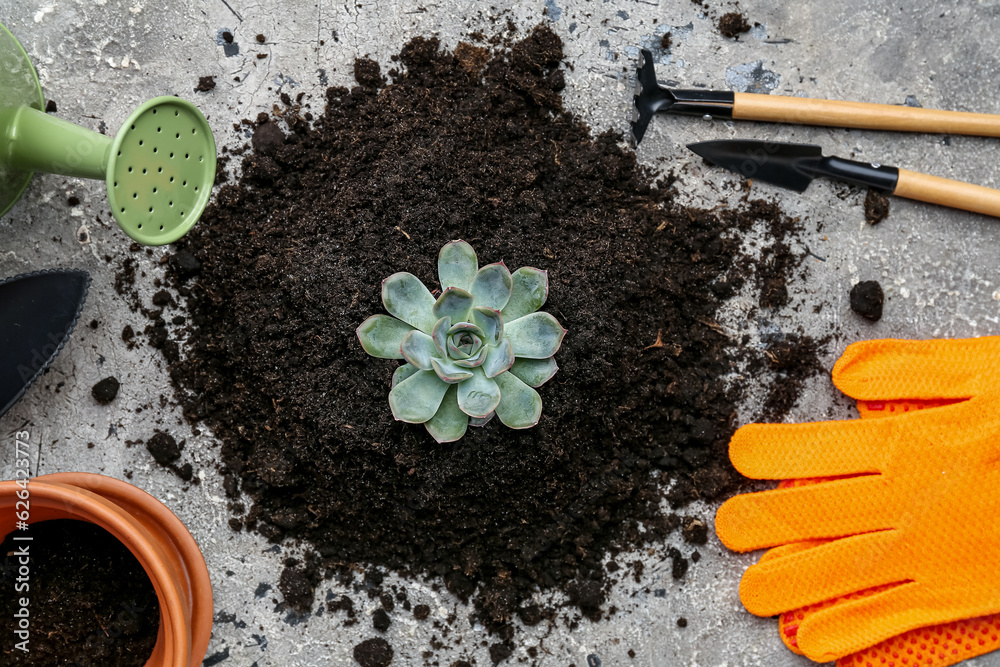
689 139 1000 219
0 269 89 418
0 23 216 246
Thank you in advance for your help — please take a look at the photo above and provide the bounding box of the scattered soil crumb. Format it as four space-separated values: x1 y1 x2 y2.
372 608 391 631
718 12 752 38
195 76 216 92
45 99 57 113
660 33 672 49
91 376 120 404
489 642 514 664
681 517 708 545
146 432 181 465
677 617 688 628
864 188 890 225
850 280 884 322
413 604 431 620
152 289 174 308
279 558 320 613
67 195 80 207
353 638 394 667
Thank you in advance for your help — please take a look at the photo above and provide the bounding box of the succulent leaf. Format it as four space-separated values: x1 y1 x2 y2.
470 307 503 346
501 267 548 323
424 385 469 443
447 321 483 336
508 357 558 387
391 363 420 389
400 330 438 371
457 367 502 418
448 340 471 359
357 314 413 359
453 345 488 368
438 240 478 291
494 372 543 429
382 272 438 333
505 312 566 359
469 412 495 427
431 357 475 384
431 316 452 357
470 262 513 311
433 287 474 323
482 338 515 378
389 370 450 423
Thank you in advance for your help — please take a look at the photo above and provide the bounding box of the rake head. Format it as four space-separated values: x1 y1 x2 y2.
629 49 736 146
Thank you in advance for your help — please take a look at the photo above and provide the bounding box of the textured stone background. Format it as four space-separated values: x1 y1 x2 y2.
2 1 1000 664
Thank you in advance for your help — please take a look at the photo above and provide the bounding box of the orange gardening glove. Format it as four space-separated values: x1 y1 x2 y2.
715 337 1000 663
773 396 1000 667
773 401 1000 667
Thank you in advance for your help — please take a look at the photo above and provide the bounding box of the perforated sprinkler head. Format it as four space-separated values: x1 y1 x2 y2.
107 98 216 245
0 23 216 246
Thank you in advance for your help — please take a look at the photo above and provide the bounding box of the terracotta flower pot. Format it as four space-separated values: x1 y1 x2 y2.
0 472 212 667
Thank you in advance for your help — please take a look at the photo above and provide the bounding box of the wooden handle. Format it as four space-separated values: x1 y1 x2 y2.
894 169 1000 218
733 93 1000 137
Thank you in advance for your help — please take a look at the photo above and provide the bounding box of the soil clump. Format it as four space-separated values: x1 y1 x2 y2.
718 12 752 38
91 376 120 404
851 280 885 321
864 188 891 225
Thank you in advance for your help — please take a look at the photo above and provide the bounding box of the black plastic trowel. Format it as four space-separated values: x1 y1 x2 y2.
688 139 1000 219
0 269 90 418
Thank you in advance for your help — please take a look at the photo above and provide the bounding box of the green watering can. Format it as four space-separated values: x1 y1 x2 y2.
0 23 216 246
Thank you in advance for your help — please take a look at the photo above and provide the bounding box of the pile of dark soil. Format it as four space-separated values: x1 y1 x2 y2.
159 25 820 636
0 520 159 665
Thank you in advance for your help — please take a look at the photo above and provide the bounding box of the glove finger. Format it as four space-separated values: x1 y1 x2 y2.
758 539 832 564
716 475 890 552
833 337 999 401
739 529 904 617
797 581 928 662
729 418 896 480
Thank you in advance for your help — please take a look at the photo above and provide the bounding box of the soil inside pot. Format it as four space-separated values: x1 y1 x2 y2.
159 25 823 633
0 519 159 666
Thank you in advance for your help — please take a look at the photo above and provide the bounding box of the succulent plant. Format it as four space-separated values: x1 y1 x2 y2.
357 240 566 442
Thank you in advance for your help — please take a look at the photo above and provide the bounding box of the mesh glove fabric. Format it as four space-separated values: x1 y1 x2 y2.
715 337 1000 662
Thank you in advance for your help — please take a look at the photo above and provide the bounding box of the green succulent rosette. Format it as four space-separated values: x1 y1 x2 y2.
357 240 566 442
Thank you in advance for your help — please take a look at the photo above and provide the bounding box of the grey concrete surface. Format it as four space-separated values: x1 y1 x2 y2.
2 0 1000 665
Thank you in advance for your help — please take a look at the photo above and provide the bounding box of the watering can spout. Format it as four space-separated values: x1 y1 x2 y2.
0 105 111 181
